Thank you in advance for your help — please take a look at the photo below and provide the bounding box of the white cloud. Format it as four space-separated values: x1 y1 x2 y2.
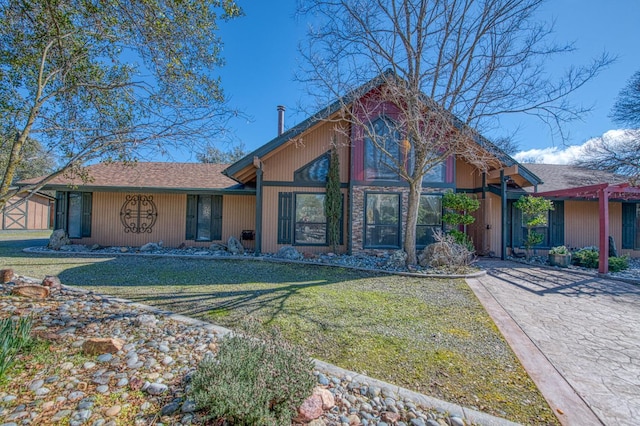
513 145 583 164
513 129 638 164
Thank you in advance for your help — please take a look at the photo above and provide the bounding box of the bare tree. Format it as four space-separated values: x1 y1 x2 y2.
575 69 640 182
611 69 640 128
0 0 243 209
297 0 612 264
575 130 640 183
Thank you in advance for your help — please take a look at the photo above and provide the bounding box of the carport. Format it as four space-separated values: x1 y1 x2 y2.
534 182 640 273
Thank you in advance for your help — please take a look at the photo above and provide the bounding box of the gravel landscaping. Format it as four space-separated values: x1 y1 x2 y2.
0 231 559 424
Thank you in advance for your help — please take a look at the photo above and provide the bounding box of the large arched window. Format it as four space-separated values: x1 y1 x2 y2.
364 117 401 180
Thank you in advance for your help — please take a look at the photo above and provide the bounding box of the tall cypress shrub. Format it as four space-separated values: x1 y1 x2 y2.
325 142 342 253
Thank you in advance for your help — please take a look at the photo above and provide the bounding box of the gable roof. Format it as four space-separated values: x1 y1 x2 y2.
224 70 541 187
20 162 251 193
522 164 626 193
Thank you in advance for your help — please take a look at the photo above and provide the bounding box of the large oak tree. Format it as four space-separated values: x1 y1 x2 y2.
0 0 242 208
298 0 612 264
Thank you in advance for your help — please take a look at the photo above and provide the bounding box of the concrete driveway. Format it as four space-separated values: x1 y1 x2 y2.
468 260 640 426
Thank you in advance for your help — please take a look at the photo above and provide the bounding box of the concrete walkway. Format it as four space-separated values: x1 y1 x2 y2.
469 260 640 426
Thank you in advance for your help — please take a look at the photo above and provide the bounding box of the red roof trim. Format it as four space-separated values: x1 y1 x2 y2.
534 182 640 200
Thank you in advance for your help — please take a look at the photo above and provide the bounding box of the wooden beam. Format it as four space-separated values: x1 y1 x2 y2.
598 188 609 274
487 165 518 180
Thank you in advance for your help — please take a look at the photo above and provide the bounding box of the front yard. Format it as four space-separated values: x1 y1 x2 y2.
0 231 558 424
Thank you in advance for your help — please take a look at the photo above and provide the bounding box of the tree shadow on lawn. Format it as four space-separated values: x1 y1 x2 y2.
56 255 378 326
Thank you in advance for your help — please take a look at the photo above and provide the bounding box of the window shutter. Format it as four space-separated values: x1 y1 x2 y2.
211 195 223 240
81 193 92 237
622 203 636 249
55 192 68 231
185 195 197 240
277 192 292 244
549 201 564 246
511 203 523 248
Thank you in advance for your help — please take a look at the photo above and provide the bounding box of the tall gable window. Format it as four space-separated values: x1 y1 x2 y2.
55 191 92 238
186 194 223 241
364 117 401 181
365 192 401 248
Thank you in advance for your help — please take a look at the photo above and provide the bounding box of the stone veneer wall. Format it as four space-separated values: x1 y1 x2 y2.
350 185 443 255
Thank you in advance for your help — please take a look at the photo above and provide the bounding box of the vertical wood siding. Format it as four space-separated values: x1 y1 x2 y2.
564 200 640 257
455 159 481 189
263 121 350 182
75 192 255 249
222 195 256 250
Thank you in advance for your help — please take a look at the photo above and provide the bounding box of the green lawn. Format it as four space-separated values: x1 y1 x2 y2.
0 230 558 424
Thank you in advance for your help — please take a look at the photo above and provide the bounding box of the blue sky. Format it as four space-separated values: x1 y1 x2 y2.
184 1 640 164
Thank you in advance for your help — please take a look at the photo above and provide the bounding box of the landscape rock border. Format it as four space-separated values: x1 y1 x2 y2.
22 246 487 279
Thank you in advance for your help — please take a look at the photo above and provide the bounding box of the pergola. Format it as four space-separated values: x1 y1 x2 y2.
534 182 640 274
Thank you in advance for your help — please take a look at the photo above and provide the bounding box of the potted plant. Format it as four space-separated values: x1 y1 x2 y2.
549 245 571 267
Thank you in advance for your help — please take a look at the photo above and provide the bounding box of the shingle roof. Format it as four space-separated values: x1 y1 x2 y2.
21 162 246 192
522 164 626 193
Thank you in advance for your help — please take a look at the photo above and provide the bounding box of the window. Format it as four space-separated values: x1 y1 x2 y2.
365 193 401 248
186 195 222 241
364 117 401 180
295 194 327 244
521 212 550 247
416 195 442 247
294 153 330 183
55 191 92 238
622 203 640 249
422 162 446 183
278 192 343 246
510 200 564 249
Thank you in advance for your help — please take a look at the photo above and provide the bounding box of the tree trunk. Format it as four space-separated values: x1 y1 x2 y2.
0 132 28 210
404 179 422 265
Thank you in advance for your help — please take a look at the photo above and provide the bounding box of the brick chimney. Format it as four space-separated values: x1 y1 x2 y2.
277 105 285 136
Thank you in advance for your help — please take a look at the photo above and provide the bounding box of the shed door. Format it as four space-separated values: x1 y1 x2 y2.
2 201 27 230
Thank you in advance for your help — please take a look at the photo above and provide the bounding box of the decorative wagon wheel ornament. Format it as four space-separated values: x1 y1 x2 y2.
120 194 158 233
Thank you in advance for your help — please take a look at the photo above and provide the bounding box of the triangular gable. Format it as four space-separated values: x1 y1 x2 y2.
224 70 542 187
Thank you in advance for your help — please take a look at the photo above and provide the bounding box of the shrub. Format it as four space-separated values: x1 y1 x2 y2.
419 229 475 273
572 247 599 269
189 327 315 425
608 256 629 272
513 195 554 259
549 245 570 255
0 316 33 378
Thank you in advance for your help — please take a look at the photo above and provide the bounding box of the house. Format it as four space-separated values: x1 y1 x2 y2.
21 74 640 271
21 163 256 249
2 191 54 230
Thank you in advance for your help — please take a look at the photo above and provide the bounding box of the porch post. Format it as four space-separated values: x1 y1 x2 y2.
501 170 507 260
255 164 263 256
598 188 609 274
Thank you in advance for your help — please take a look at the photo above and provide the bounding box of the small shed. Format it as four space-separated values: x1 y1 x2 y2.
2 191 54 230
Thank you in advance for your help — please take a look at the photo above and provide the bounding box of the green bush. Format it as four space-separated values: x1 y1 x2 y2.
572 247 599 269
189 329 315 425
608 256 629 272
0 316 33 378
